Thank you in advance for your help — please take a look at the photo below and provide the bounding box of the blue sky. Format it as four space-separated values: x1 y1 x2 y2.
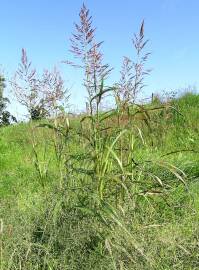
0 0 199 116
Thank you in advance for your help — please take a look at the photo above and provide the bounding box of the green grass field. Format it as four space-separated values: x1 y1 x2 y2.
1 93 199 269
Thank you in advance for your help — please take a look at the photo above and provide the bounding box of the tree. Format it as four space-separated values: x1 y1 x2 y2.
0 75 17 126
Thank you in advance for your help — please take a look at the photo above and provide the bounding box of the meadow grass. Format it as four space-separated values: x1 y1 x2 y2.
1 93 199 269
